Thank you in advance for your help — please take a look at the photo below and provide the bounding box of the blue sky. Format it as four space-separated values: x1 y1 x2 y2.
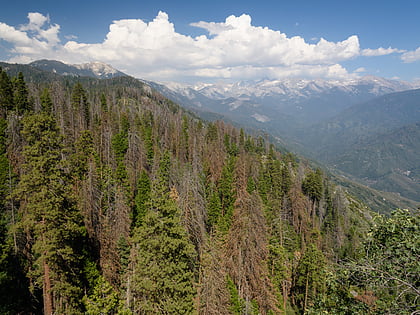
0 0 419 82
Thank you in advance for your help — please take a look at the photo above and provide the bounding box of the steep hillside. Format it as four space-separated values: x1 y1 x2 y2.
0 63 391 314
297 89 420 201
325 123 420 201
303 88 420 150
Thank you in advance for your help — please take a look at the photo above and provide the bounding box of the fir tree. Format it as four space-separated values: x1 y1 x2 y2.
40 88 53 113
131 153 196 314
12 72 30 114
0 68 14 116
71 82 90 128
132 170 151 228
302 169 323 204
14 112 86 314
294 243 326 312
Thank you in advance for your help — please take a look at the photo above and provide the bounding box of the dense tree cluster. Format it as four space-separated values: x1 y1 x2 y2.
0 66 417 314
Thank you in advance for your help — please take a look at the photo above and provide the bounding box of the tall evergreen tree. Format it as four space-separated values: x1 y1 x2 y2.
71 82 90 129
40 88 53 113
12 72 30 114
132 170 151 228
131 152 196 314
0 68 14 116
14 112 86 314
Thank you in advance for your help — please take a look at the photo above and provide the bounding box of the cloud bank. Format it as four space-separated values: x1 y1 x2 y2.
401 47 420 63
0 12 416 81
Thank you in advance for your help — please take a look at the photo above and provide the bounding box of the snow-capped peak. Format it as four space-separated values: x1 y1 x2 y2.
163 75 418 101
73 61 119 77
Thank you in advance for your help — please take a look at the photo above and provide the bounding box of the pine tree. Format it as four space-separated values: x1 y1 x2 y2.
14 112 86 314
294 243 326 312
302 169 323 204
131 153 196 314
217 156 236 233
12 72 30 114
0 115 34 314
0 68 14 116
40 88 53 113
84 276 123 315
132 170 151 228
71 82 90 129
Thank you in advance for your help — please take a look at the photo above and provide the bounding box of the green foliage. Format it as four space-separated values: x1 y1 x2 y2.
302 168 323 203
12 72 30 113
268 240 290 291
100 93 108 112
140 111 154 167
206 183 222 230
227 276 245 314
112 117 130 183
40 87 53 113
15 112 87 313
71 82 90 127
84 276 123 315
112 132 129 161
294 243 326 312
347 209 420 313
206 122 218 142
246 176 256 194
117 236 130 271
133 170 151 228
216 156 236 233
0 68 14 114
131 181 196 313
71 130 95 180
181 115 189 160
224 134 239 156
306 269 369 315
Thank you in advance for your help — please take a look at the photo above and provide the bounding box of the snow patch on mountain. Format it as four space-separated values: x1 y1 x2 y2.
164 76 418 102
252 113 270 122
73 61 119 78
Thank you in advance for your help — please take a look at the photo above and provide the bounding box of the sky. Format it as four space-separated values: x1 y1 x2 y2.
0 0 419 83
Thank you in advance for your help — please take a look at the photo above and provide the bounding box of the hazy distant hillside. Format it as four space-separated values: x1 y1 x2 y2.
299 90 420 201
323 123 420 201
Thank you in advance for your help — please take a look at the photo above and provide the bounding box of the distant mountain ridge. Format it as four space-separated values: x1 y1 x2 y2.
157 76 418 126
298 89 420 201
29 59 127 79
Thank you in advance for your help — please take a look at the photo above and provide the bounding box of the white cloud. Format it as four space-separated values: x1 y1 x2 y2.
0 11 406 82
401 47 420 63
361 46 405 56
354 67 366 73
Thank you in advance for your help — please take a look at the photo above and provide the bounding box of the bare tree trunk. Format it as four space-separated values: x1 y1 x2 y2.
43 259 53 315
304 272 309 313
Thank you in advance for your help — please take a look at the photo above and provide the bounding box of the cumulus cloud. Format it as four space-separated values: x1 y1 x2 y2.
0 12 60 62
401 47 420 63
361 46 405 56
0 11 406 81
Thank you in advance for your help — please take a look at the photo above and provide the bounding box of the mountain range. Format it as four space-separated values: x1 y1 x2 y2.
28 59 127 79
156 76 418 125
25 59 420 203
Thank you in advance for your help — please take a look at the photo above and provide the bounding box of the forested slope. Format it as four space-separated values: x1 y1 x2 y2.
0 65 418 314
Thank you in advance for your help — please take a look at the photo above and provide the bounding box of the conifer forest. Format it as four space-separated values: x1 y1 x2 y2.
0 66 418 314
